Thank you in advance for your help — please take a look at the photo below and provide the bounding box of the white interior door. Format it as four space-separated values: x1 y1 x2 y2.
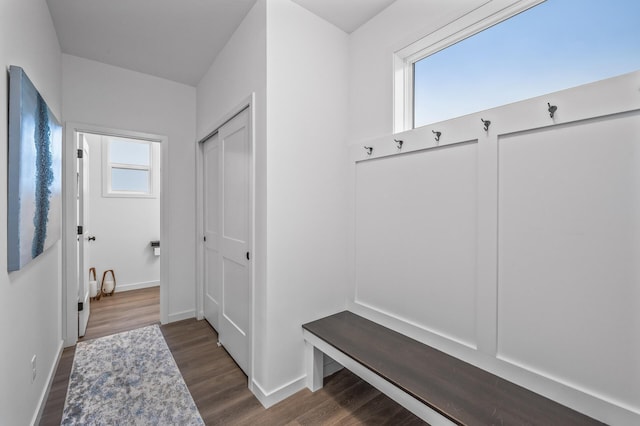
203 133 221 330
77 135 91 337
216 109 252 375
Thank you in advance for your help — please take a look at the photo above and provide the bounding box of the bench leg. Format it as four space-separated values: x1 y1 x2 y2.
305 342 324 392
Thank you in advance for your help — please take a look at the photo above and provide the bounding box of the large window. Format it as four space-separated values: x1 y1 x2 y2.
397 0 640 129
103 138 156 197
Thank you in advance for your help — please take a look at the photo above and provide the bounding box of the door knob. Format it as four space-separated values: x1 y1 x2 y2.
88 236 96 242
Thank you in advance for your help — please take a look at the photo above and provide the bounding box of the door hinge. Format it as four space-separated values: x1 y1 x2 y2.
78 302 84 312
246 251 250 261
77 149 83 158
77 225 83 235
203 235 207 242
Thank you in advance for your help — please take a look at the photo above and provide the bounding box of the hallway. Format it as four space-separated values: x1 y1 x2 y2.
40 288 423 425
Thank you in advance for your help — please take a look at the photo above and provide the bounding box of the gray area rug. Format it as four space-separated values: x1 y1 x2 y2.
61 325 204 425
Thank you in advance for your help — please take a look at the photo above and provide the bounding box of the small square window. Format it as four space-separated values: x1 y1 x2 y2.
110 140 150 166
111 168 150 192
103 138 157 198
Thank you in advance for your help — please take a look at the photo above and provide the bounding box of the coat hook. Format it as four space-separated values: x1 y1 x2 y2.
481 118 491 131
432 130 441 142
394 139 403 149
547 102 557 118
364 146 373 156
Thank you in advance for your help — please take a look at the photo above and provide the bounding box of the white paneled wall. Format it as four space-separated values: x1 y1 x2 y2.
355 142 479 348
350 71 640 425
497 113 640 411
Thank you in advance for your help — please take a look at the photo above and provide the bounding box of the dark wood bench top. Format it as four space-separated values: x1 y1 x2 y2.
303 311 604 426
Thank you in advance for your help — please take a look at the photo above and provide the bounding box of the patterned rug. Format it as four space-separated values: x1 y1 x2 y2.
61 325 204 425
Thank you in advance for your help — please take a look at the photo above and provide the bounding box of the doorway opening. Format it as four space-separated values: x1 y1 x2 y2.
63 123 168 347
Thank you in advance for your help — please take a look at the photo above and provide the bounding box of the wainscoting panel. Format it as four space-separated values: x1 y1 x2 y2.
497 111 640 412
355 142 479 348
349 71 640 424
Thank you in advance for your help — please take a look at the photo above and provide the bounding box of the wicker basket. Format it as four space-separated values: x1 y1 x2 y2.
101 269 116 297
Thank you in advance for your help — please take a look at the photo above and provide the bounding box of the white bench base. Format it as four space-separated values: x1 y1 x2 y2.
303 329 457 426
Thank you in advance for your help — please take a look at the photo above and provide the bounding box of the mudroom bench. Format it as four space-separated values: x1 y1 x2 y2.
302 311 603 426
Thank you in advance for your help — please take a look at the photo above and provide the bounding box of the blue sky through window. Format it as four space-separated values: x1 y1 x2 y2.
413 0 640 127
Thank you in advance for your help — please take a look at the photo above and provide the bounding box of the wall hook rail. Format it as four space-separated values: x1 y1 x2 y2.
547 102 557 118
394 139 403 149
364 146 373 156
481 118 491 131
432 130 441 142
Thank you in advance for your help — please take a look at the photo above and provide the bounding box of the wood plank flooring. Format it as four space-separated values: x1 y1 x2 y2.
80 286 161 341
40 287 424 425
40 286 161 425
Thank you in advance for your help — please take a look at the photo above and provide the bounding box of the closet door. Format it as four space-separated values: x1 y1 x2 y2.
203 133 221 330
218 109 252 376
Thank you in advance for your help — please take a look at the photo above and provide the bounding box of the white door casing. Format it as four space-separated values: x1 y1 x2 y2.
77 136 90 337
63 123 168 347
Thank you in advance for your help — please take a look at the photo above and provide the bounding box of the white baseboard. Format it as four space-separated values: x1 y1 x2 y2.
168 309 196 323
250 358 343 410
251 375 307 409
32 339 64 426
250 358 343 409
115 280 159 293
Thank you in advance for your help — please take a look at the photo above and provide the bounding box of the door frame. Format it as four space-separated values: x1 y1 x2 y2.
77 138 90 338
195 93 255 385
62 122 169 347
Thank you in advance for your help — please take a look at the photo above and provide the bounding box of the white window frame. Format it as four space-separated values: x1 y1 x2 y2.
393 0 545 133
102 137 157 198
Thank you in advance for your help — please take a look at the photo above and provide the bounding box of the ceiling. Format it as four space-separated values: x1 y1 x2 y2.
46 0 396 87
291 0 396 33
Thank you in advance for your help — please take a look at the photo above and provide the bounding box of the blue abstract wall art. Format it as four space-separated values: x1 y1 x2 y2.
8 66 62 272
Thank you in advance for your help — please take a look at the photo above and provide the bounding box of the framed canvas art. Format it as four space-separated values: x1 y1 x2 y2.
8 65 62 272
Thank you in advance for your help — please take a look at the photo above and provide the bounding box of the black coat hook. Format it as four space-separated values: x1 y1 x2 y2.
432 130 441 142
394 139 403 149
547 102 557 118
364 146 373 155
481 118 491 131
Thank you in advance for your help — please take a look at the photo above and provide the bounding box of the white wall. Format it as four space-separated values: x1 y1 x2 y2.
84 133 160 291
63 54 196 321
347 1 639 423
350 73 640 425
262 0 349 399
196 0 268 392
197 0 350 405
348 0 487 143
0 1 63 424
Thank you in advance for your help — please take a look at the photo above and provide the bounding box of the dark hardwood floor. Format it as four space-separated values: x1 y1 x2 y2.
40 287 425 425
80 286 161 341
